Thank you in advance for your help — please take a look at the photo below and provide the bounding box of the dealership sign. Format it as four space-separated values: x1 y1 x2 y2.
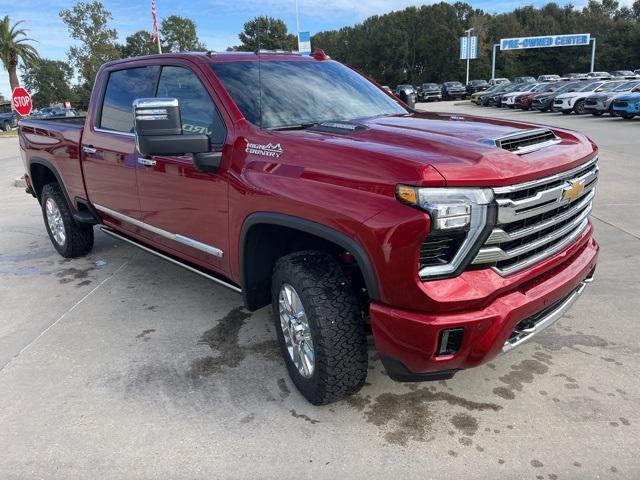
500 33 591 51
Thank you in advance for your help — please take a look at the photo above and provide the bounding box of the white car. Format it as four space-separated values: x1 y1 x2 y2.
552 80 621 114
501 83 544 107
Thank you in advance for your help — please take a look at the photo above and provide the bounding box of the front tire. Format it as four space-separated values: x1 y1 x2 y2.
2 121 12 132
41 183 94 258
574 99 586 115
271 251 367 405
621 113 635 120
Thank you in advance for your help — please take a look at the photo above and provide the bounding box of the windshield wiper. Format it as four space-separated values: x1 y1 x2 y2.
269 122 317 131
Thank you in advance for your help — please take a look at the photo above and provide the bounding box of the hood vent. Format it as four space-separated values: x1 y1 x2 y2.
493 129 561 154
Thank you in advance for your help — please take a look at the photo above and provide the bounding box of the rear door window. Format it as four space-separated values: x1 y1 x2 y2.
99 66 159 133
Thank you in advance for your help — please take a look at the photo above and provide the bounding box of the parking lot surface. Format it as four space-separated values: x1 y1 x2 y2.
1 103 639 479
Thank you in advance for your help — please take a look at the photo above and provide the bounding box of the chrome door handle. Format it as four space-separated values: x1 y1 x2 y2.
82 145 97 154
138 157 157 167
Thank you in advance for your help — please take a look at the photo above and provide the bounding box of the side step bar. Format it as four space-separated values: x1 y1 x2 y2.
100 227 242 294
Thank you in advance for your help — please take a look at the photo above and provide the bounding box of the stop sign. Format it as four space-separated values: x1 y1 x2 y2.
12 87 32 116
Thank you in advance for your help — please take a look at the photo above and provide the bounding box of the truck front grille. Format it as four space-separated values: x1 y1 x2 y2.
471 157 598 275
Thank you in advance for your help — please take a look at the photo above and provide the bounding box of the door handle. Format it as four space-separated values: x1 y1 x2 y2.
138 157 157 167
82 145 97 154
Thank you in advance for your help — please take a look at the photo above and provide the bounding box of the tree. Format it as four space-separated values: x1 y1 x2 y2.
59 1 120 106
0 16 38 93
230 16 297 51
21 59 73 107
121 30 156 57
160 16 206 52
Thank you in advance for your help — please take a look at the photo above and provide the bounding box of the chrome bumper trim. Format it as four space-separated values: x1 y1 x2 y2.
502 276 592 353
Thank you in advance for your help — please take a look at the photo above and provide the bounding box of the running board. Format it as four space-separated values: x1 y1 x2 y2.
100 227 242 294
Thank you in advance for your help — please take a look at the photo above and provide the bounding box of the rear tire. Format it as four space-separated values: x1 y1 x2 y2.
41 183 94 258
2 121 11 132
271 251 367 405
592 112 603 116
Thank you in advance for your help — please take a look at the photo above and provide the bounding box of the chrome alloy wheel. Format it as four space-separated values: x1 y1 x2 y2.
278 283 315 378
45 197 66 246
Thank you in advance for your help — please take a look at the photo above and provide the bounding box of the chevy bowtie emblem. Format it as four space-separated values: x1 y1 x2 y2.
562 179 585 202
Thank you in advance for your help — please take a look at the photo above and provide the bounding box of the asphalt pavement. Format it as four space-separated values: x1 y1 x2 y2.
0 103 639 479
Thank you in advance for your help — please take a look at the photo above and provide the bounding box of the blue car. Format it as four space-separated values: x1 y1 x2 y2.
612 92 640 119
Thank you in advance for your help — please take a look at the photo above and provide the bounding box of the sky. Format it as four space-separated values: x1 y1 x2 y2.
0 0 621 99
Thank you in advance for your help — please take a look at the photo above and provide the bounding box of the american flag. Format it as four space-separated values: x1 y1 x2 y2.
150 0 159 45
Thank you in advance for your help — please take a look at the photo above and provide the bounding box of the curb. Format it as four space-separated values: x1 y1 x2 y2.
14 175 26 188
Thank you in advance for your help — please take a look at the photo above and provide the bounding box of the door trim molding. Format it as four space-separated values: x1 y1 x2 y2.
94 203 224 258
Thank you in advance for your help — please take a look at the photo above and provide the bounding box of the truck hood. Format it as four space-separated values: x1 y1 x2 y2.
267 112 596 188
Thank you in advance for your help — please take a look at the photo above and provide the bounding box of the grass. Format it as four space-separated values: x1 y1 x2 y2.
0 129 18 137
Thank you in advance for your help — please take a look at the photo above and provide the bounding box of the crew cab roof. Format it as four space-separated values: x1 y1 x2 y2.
101 51 322 68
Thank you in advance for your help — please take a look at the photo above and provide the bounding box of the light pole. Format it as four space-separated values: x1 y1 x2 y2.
465 28 474 85
491 43 499 80
295 0 301 43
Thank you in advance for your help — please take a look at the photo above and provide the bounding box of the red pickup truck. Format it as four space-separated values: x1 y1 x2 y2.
18 51 599 405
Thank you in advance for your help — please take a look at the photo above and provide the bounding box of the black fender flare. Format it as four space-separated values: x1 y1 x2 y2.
29 157 75 211
239 212 381 303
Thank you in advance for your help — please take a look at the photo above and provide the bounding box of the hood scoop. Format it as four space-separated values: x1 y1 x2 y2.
308 121 368 135
488 129 561 155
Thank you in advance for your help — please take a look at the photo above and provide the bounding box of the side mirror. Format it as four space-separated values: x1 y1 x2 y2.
133 98 221 173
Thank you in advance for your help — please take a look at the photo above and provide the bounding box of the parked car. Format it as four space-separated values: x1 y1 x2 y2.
418 83 442 102
466 79 489 95
441 81 466 100
609 70 638 79
481 83 519 106
501 83 545 108
17 51 600 405
513 76 536 84
488 77 510 87
587 71 612 79
32 106 79 118
564 73 589 80
537 75 560 82
635 69 640 76
514 82 559 110
490 82 535 108
584 80 640 116
612 92 640 119
381 85 392 93
531 81 585 112
0 102 18 131
395 84 417 107
552 80 619 114
470 85 500 104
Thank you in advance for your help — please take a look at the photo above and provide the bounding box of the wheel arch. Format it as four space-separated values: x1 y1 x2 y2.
239 213 380 312
29 157 74 211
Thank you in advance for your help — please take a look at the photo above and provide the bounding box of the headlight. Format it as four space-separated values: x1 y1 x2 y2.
397 186 495 279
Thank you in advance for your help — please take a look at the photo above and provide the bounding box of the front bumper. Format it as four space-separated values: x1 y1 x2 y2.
371 234 598 380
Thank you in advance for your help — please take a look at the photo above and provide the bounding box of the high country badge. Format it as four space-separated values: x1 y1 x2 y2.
246 142 283 158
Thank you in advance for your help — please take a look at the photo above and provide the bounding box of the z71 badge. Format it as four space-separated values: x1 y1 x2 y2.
246 142 283 158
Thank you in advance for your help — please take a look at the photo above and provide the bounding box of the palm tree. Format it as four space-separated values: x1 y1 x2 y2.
0 16 38 93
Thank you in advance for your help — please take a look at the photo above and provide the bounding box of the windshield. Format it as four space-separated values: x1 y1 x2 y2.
615 81 640 91
599 81 625 92
423 83 438 89
614 71 635 76
210 60 407 130
578 82 602 92
445 82 462 87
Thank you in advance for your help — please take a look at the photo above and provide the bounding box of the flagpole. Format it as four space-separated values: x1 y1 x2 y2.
152 0 162 54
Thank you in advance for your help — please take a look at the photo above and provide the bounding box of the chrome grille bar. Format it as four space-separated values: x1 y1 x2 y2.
472 157 598 275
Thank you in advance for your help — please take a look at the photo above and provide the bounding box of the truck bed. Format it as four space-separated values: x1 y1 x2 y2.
19 116 87 207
